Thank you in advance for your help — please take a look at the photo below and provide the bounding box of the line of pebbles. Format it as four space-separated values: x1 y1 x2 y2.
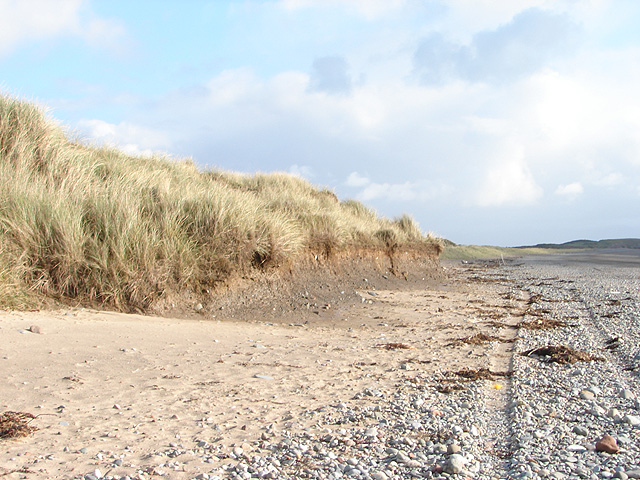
81 261 639 480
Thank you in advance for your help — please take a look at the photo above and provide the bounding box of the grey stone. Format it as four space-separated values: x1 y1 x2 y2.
567 444 586 452
620 389 634 400
573 426 589 436
395 452 411 463
445 454 465 474
365 427 378 437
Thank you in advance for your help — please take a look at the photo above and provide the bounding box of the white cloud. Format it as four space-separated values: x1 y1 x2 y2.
82 16 127 52
345 172 450 203
413 8 580 85
0 0 79 55
594 173 624 187
289 164 314 179
434 0 611 43
555 182 584 198
77 119 171 157
357 181 430 202
0 0 126 57
206 68 262 106
345 172 370 187
476 146 543 207
279 0 406 19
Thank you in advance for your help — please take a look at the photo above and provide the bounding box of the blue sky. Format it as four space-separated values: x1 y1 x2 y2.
1 0 639 246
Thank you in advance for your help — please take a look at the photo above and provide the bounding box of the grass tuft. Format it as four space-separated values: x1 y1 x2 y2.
0 95 440 310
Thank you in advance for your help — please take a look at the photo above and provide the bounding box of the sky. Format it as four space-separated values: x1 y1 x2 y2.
1 0 639 246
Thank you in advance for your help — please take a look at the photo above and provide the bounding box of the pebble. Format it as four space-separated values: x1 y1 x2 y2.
447 444 461 454
580 390 596 400
567 444 587 452
596 435 620 454
573 426 589 436
620 389 634 400
445 454 465 474
232 446 244 457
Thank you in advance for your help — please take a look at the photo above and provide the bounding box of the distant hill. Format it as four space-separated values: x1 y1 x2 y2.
518 238 640 250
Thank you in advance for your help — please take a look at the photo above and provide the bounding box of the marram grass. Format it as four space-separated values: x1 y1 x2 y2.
0 95 441 310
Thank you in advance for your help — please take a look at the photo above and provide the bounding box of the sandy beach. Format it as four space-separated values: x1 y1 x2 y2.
2 251 639 479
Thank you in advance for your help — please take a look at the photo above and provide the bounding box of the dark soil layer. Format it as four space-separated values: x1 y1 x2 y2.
151 245 444 323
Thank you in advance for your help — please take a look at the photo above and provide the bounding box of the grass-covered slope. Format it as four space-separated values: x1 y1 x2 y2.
440 243 549 260
0 95 440 310
521 238 640 250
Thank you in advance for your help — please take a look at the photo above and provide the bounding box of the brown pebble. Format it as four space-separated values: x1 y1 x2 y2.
595 434 619 454
447 444 461 454
29 325 42 334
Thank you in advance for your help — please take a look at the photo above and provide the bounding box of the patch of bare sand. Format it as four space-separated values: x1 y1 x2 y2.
0 264 527 479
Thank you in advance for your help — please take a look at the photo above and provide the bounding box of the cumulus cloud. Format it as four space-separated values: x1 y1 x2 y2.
344 172 450 203
346 172 370 187
414 8 580 84
357 181 430 202
289 164 314 178
595 173 624 187
555 182 584 199
0 0 126 57
476 147 543 207
77 118 171 157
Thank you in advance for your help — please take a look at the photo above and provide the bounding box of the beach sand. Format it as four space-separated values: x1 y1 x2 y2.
1 262 524 479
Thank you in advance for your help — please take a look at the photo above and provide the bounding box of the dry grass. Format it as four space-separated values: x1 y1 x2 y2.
0 95 441 311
